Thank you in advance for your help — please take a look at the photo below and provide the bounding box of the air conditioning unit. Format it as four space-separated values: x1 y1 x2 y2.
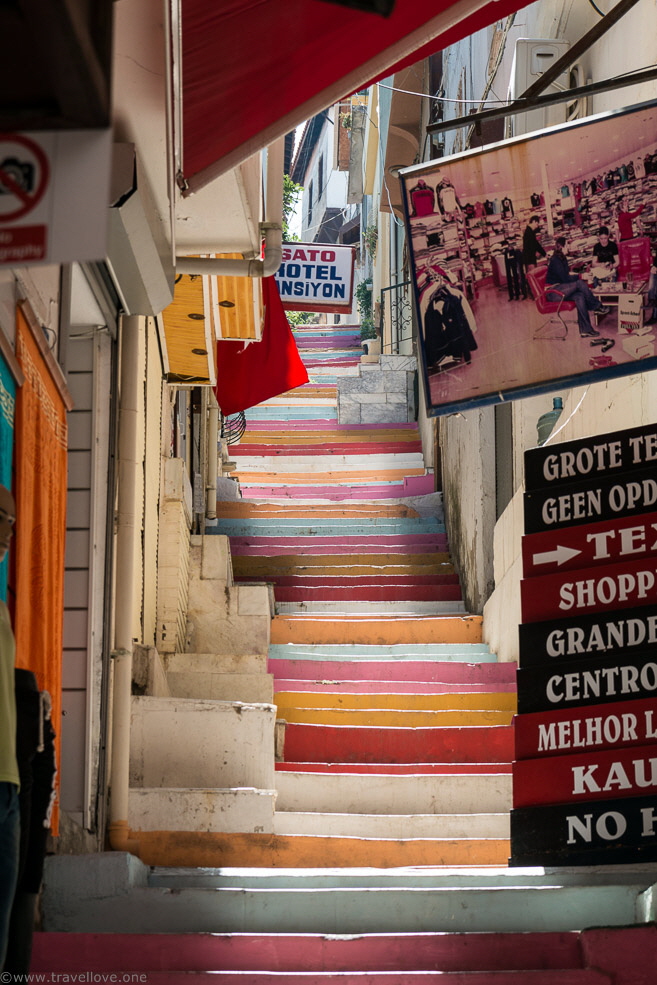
506 39 586 138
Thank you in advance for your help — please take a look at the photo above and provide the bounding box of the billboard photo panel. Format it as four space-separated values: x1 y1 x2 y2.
400 100 657 416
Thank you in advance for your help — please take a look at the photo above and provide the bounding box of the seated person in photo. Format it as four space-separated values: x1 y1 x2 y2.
592 226 619 279
546 237 611 338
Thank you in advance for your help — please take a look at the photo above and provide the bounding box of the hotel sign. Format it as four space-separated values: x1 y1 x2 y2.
275 242 355 313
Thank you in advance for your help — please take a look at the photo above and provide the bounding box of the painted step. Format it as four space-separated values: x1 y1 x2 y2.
231 441 423 455
129 787 277 834
274 579 465 613
272 811 511 839
277 706 512 727
41 855 656 933
215 501 423 517
282 723 514 763
232 550 453 568
33 926 657 980
268 642 497 661
15 973 616 983
230 540 450 555
274 680 516 694
211 517 445 533
268 659 506 679
239 475 436 498
270 615 483 645
274 770 511 814
245 573 458 585
274 594 463 608
275 762 513 774
274 691 517 712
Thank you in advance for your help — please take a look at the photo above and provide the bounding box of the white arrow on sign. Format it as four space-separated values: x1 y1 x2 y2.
532 544 582 567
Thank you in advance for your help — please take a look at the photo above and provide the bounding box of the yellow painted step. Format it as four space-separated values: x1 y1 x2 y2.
232 554 453 575
275 707 514 727
274 691 517 712
271 615 483 645
133 830 509 868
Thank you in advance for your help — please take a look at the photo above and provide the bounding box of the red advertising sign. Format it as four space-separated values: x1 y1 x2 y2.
514 696 657 760
520 557 657 624
513 742 657 808
522 511 657 579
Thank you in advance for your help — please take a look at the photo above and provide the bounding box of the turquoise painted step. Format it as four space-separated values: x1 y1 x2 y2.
211 519 445 536
41 855 654 935
244 408 338 420
268 643 494 660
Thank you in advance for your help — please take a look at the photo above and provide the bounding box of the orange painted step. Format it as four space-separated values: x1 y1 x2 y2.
130 830 509 868
215 502 421 518
271 615 482 645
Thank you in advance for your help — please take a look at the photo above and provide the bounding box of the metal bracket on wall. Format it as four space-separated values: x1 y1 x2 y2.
427 0 647 140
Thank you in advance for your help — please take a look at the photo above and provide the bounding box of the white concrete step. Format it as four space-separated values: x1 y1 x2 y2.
166 668 274 703
129 696 276 789
234 454 426 472
42 853 657 935
273 810 510 839
274 771 512 815
167 651 269 676
275 601 466 615
129 787 277 834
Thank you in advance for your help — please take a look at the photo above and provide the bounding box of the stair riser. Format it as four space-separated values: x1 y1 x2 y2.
40 883 642 935
282 723 514 763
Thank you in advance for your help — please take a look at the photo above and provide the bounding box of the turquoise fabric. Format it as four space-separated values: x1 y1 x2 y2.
0 356 16 602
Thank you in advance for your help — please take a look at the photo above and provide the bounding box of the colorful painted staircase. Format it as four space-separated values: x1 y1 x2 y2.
35 325 657 980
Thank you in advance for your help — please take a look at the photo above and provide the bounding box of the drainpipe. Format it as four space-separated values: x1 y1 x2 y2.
206 391 219 520
108 314 142 855
175 137 284 278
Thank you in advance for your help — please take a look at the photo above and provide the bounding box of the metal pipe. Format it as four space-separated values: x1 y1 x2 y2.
175 137 284 278
108 314 142 855
206 391 219 520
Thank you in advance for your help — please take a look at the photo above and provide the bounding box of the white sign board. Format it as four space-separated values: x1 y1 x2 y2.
275 242 355 313
0 129 112 266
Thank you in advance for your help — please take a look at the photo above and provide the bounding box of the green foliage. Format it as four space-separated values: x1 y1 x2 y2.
355 280 377 341
363 224 378 261
283 174 303 241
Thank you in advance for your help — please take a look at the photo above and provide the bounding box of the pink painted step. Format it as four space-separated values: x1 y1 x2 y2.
231 441 423 455
273 585 462 602
28 929 590 972
283 723 514 764
268 659 517 684
238 573 456 584
274 679 517 694
275 761 512 774
241 475 436 499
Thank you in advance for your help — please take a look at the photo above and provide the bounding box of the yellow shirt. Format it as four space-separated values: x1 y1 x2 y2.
0 600 19 787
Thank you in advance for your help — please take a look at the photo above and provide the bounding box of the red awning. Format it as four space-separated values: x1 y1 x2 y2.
180 0 534 193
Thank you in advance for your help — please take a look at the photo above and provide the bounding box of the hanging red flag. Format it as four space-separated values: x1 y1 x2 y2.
214 276 309 416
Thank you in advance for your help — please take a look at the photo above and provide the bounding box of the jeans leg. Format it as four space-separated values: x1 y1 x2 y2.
573 292 593 333
0 782 20 967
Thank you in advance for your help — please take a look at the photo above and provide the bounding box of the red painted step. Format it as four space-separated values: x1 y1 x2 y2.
275 761 513 774
283 723 514 764
34 928 654 980
231 441 423 455
273 585 463 602
27 929 591 972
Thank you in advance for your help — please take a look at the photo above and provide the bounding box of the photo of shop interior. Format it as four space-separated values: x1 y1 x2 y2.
403 102 657 413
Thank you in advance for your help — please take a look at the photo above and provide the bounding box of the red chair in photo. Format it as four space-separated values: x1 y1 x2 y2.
526 264 576 339
618 237 652 286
